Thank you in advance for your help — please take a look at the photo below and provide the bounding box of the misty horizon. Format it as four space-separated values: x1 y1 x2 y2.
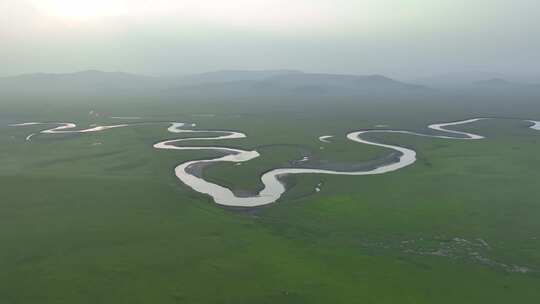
2 0 540 80
2 68 540 87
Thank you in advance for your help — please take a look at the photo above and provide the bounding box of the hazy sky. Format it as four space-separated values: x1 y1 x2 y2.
1 0 539 78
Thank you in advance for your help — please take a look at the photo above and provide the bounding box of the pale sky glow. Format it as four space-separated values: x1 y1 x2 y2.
33 0 146 20
16 0 338 30
1 0 539 78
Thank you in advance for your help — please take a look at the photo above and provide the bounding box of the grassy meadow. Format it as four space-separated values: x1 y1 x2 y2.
1 97 540 303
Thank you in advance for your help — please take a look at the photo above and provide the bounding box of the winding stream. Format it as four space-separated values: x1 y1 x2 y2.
10 122 128 139
318 135 334 143
11 118 540 208
152 118 493 207
529 120 540 131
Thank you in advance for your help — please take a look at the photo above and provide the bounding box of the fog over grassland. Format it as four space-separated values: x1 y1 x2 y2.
2 69 540 124
2 0 540 119
1 0 540 119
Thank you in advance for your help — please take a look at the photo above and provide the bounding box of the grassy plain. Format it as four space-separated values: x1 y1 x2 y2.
1 96 540 303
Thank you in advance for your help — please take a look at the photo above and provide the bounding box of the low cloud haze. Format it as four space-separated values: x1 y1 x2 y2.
1 0 539 79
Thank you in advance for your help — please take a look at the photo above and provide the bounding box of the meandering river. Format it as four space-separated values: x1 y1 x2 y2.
153 118 489 207
10 118 539 207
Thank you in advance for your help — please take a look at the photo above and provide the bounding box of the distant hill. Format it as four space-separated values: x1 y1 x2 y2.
176 70 303 85
0 70 163 95
415 71 508 88
416 71 540 90
0 70 431 98
173 71 430 98
258 73 423 91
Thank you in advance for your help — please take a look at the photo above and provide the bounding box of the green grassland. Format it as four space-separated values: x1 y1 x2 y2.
1 97 540 303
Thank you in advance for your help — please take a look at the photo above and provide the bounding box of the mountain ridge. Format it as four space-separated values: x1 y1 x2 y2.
0 70 430 97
